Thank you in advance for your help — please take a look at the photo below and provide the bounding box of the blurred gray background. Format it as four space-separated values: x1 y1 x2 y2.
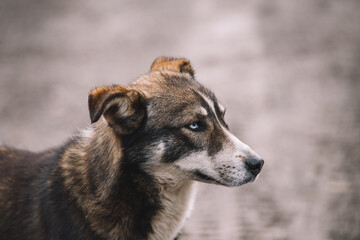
0 0 359 239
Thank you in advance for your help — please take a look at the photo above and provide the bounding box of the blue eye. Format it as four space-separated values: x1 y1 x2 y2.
186 122 205 132
188 122 199 130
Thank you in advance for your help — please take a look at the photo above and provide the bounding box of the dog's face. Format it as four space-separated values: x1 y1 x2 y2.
88 57 263 187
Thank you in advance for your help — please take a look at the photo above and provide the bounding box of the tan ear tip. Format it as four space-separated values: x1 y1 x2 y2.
152 56 171 64
150 57 195 77
150 57 171 71
179 60 195 77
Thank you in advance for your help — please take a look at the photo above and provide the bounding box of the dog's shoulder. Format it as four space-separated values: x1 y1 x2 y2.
0 147 39 179
0 146 36 161
0 146 59 173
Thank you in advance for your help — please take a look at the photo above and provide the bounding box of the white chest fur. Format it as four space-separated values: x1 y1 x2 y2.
148 181 197 240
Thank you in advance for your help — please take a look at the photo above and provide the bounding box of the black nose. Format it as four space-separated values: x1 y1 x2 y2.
245 157 264 176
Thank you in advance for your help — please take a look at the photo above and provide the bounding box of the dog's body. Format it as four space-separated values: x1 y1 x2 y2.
0 57 263 240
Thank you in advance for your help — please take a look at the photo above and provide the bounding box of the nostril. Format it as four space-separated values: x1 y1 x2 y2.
245 157 264 175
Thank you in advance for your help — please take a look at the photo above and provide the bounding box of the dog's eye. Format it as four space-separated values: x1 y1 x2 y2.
186 122 205 132
189 122 199 130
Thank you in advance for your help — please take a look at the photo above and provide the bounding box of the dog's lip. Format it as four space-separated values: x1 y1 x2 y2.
190 169 257 187
230 176 254 186
192 170 223 185
218 171 257 186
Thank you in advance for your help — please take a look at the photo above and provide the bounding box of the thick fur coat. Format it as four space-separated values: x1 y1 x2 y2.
0 57 263 240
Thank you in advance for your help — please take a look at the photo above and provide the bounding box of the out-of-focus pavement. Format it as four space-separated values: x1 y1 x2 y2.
0 0 359 239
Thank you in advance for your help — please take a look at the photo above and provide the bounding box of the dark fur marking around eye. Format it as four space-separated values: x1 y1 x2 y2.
208 126 225 157
162 129 198 163
185 121 206 132
189 90 226 157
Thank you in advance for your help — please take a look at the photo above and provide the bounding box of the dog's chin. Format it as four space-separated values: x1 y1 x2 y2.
219 175 255 187
190 170 256 187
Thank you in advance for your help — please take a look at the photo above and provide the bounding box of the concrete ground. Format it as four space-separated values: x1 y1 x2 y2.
0 0 359 239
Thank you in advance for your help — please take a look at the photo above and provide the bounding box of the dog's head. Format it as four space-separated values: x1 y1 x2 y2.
88 57 263 187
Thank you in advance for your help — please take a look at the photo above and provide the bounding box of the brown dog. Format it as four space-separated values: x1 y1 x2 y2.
0 57 263 240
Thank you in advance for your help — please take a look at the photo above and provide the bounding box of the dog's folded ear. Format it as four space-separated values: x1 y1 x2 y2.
150 57 195 77
88 85 146 135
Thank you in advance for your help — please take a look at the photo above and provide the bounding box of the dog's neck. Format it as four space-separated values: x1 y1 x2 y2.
59 124 197 240
143 164 197 239
147 170 197 240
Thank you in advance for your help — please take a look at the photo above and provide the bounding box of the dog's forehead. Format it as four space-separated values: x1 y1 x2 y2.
130 72 216 104
130 72 222 122
131 72 193 94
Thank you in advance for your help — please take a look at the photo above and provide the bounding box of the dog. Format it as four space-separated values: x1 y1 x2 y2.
0 57 264 240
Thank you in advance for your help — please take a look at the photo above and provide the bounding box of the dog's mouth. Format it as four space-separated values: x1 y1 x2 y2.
192 170 223 185
191 169 255 187
221 174 255 186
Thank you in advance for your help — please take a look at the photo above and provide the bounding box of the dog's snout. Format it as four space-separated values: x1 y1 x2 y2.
245 157 264 176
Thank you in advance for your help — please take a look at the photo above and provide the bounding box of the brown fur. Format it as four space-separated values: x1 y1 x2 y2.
0 57 263 240
150 57 195 77
0 57 199 240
